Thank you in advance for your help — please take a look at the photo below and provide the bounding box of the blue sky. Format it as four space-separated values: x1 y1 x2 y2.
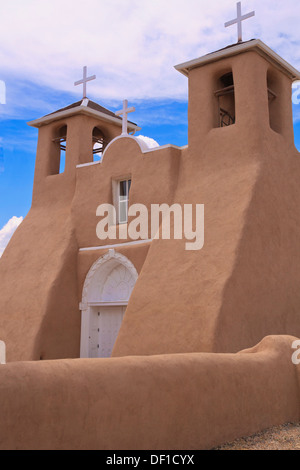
0 0 300 254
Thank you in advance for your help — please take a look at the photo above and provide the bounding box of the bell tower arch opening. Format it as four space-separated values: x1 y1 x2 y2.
214 71 236 128
267 68 282 134
51 124 67 174
92 126 107 162
80 250 138 358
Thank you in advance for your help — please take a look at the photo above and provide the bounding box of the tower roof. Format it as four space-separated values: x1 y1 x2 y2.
28 98 141 132
175 39 300 81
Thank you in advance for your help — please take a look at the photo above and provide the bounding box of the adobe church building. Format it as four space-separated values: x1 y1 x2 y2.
1 38 300 363
0 26 300 449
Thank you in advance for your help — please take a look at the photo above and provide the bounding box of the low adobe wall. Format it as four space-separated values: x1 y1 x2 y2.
0 335 299 450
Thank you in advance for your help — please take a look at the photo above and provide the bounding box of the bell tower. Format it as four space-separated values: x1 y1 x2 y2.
28 65 140 205
175 39 300 150
28 98 140 206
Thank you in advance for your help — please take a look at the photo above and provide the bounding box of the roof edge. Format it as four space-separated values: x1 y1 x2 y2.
174 39 300 81
27 105 141 131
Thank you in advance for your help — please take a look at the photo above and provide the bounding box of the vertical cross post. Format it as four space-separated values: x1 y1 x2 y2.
74 66 96 99
225 2 255 43
115 99 135 135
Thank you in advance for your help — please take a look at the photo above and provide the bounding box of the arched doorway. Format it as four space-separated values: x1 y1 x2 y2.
80 249 138 358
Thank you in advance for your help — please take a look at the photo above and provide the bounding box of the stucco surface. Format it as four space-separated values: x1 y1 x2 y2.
113 52 300 356
0 206 80 361
0 336 298 450
0 47 299 363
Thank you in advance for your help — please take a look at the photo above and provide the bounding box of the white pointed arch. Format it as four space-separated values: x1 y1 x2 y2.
81 249 138 308
79 249 138 358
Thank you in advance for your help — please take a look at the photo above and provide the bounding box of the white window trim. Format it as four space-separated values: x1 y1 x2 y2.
112 177 131 225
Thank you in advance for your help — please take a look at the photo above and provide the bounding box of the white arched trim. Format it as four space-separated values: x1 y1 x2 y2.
80 249 138 309
76 136 186 168
102 134 148 158
79 249 138 358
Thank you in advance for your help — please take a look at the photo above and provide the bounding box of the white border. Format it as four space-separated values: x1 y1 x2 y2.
77 160 101 169
79 238 152 252
75 135 186 169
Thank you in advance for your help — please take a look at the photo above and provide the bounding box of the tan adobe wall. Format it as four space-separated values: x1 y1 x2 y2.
0 335 299 450
72 138 181 249
0 134 180 361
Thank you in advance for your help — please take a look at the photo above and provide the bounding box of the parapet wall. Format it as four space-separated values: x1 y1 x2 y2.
0 335 299 450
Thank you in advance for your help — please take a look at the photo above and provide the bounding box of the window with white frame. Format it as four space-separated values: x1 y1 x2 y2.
118 179 131 224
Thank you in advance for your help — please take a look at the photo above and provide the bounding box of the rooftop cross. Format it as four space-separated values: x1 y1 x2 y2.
225 2 255 43
115 99 135 135
74 66 96 99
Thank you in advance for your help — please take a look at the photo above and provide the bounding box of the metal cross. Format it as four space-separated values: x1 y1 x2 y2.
115 99 135 135
225 2 255 43
74 66 96 99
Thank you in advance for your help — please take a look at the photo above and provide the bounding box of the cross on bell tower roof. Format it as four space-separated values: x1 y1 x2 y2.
74 66 96 99
225 2 255 43
115 99 136 135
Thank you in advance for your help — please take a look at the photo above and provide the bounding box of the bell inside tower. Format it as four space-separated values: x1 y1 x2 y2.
215 72 236 128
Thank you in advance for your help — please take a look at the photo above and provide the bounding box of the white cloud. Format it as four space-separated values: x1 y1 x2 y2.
293 107 300 123
0 0 299 107
136 135 159 149
0 81 6 105
0 216 23 258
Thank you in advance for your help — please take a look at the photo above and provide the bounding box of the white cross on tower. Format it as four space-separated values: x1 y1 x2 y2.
115 99 135 135
225 2 255 43
74 66 96 99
